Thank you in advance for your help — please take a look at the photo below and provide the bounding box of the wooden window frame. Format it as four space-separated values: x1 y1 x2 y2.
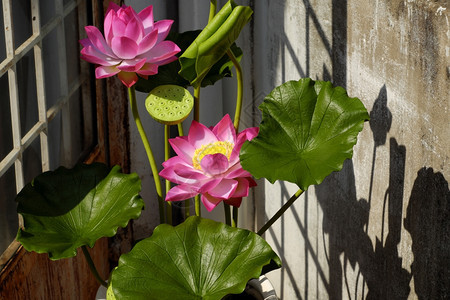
0 1 130 298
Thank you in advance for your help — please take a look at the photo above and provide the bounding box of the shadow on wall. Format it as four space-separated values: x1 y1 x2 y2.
252 0 449 298
404 168 450 299
315 84 412 299
315 84 450 299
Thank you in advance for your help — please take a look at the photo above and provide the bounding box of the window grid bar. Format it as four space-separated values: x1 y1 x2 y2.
0 0 80 178
31 0 50 172
0 0 78 77
3 0 24 192
55 0 71 167
0 76 83 178
0 150 19 178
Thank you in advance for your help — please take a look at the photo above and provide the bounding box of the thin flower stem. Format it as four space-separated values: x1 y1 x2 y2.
225 49 244 226
128 87 165 224
194 86 201 122
164 124 172 225
185 201 190 219
226 49 244 131
232 206 238 228
257 189 304 236
195 194 201 217
224 203 231 226
177 123 184 136
81 246 107 288
208 0 217 23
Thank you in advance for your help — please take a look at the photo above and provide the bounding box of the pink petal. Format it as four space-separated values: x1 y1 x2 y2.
111 15 127 37
188 121 218 149
169 136 196 164
138 5 154 33
95 65 120 79
160 157 206 184
194 177 221 194
84 26 114 56
229 127 259 163
212 114 236 143
153 20 174 43
165 185 198 202
153 55 178 66
111 36 139 59
200 154 229 176
207 179 238 199
143 41 181 63
201 193 223 212
136 63 159 76
173 166 206 180
117 71 138 87
80 47 120 66
224 165 252 179
230 177 251 198
161 155 190 169
117 58 146 72
224 197 242 207
137 30 158 55
119 6 135 23
104 9 116 44
124 14 144 42
80 38 120 64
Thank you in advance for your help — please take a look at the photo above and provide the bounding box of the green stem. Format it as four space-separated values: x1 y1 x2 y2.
164 124 172 225
257 189 304 236
208 0 217 23
128 86 164 224
177 123 184 136
195 194 201 217
81 246 107 288
194 86 201 122
226 49 244 131
232 206 238 228
185 200 190 219
224 203 231 226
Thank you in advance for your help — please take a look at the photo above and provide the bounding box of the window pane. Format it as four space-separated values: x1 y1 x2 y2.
0 167 17 254
0 1 96 258
17 52 39 135
0 75 12 162
12 0 32 50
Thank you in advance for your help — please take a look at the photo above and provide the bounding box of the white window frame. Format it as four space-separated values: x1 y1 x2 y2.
0 0 94 265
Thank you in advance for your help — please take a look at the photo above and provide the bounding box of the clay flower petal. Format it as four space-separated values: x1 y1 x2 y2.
80 3 180 87
160 114 259 211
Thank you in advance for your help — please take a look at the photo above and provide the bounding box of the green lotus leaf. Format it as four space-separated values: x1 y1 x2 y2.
179 0 252 87
109 216 281 300
240 78 369 190
16 163 144 260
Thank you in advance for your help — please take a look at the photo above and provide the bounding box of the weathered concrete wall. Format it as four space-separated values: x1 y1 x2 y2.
126 0 448 298
252 0 449 299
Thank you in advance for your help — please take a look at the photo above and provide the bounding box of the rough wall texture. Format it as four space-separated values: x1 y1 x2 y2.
252 0 449 299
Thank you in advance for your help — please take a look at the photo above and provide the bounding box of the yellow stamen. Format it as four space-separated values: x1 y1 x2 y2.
192 141 234 170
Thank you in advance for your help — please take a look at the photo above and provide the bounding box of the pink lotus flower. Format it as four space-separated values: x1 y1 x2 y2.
80 3 180 87
160 115 258 211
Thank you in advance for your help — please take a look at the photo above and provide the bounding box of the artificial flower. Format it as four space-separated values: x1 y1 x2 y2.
160 114 258 211
80 2 180 87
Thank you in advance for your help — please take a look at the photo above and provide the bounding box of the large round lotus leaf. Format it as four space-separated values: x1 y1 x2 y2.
109 216 281 300
16 163 144 260
240 78 369 190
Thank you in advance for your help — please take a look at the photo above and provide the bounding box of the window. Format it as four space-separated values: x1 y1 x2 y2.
0 0 96 262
